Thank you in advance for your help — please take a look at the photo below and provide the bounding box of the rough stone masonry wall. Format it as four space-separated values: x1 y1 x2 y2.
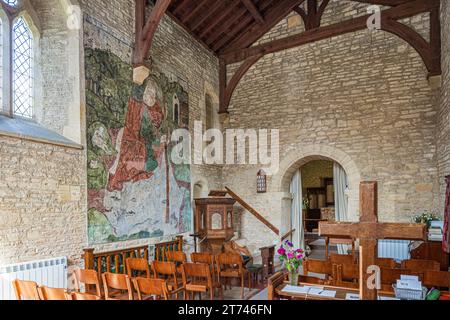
0 0 86 271
437 0 450 210
222 0 440 253
80 0 222 255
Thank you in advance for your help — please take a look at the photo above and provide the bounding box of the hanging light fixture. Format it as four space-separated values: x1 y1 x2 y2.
257 169 267 193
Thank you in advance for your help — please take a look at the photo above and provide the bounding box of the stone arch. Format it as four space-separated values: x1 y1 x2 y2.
271 144 361 221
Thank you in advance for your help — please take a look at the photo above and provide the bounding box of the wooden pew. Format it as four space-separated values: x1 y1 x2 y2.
268 271 286 300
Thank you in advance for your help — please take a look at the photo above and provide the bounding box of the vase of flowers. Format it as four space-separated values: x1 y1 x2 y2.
413 211 439 228
277 240 304 286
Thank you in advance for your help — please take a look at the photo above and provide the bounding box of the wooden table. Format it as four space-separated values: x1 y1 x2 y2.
275 282 396 301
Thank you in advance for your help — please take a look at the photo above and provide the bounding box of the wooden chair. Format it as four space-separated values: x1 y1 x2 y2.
380 268 423 292
152 261 184 299
74 269 102 298
182 263 215 300
223 241 254 265
12 279 41 300
191 252 221 296
375 258 397 269
102 272 134 300
423 270 450 290
38 286 69 300
268 271 286 300
126 258 152 279
334 263 359 288
70 292 102 300
325 237 356 259
216 253 250 299
302 259 333 285
132 277 169 300
401 259 440 273
329 253 357 266
166 251 187 275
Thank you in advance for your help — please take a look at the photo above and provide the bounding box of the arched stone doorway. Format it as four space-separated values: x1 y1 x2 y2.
270 145 361 237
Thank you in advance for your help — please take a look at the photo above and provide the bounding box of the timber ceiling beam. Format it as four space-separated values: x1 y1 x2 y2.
241 0 265 24
293 0 330 30
133 0 171 84
221 0 307 53
219 0 441 113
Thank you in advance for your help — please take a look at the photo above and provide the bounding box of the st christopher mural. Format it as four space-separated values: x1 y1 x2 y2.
85 48 191 244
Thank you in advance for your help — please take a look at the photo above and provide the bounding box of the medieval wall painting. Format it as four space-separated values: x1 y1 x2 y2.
85 48 191 244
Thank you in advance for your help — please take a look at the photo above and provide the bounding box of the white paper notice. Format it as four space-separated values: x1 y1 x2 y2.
345 293 360 300
378 296 400 301
308 288 337 298
400 275 419 282
281 285 310 294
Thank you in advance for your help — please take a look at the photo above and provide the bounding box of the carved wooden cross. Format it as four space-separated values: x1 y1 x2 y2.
319 181 427 300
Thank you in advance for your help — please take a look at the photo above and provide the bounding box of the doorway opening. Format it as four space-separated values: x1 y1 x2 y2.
289 159 349 259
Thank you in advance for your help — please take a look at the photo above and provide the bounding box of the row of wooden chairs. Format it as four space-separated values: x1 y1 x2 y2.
13 252 252 301
13 279 101 301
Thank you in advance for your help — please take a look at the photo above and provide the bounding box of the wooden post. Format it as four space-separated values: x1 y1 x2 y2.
83 248 95 270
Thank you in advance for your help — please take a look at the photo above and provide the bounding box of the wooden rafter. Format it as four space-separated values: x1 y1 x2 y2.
241 0 265 24
133 0 172 67
219 54 264 113
219 0 441 113
221 0 306 53
293 0 330 30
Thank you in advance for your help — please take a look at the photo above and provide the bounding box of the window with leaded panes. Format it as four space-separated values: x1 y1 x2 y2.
0 0 35 119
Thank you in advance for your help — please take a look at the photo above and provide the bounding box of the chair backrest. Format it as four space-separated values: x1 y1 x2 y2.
102 272 133 300
268 272 286 300
166 251 187 264
334 263 359 283
71 292 102 300
380 268 423 285
375 258 397 269
401 259 440 273
303 259 333 277
191 252 215 265
126 258 151 278
330 253 356 265
217 253 244 275
38 286 69 300
152 261 177 277
182 263 212 283
12 279 40 300
74 269 102 297
132 277 169 300
423 270 450 289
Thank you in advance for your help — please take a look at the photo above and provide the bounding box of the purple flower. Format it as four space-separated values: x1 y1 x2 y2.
286 241 293 248
287 252 294 259
296 254 303 260
277 247 286 255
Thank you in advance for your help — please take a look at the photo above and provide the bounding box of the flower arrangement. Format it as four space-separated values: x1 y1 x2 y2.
278 240 304 285
413 212 439 227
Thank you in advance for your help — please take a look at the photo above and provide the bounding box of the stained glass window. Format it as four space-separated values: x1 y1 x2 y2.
13 17 33 118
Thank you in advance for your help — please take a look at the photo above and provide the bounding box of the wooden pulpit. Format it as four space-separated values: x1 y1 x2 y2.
194 191 236 254
319 181 427 300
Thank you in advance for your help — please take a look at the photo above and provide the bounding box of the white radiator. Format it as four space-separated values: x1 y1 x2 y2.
0 257 67 300
378 240 411 261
